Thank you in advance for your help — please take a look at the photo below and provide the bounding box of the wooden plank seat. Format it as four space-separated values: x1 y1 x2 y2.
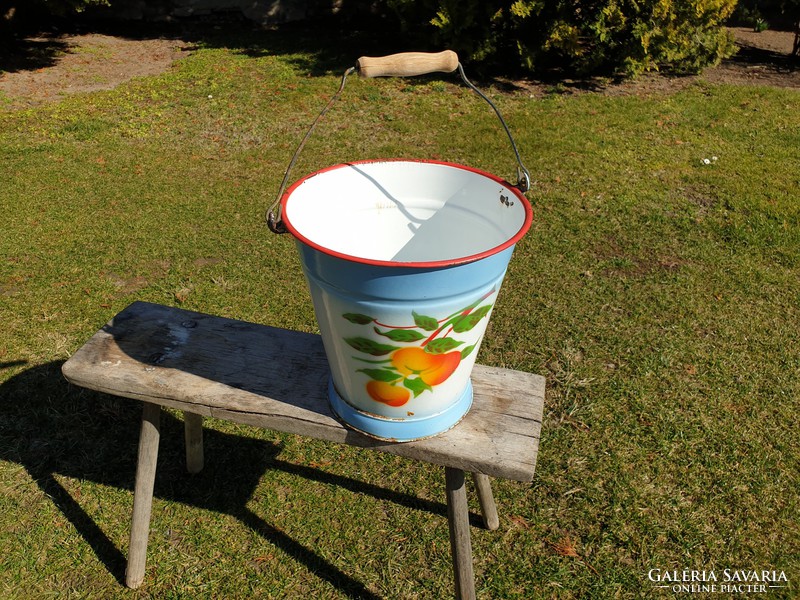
62 301 544 599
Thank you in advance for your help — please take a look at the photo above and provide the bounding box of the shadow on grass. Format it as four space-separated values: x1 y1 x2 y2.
0 14 403 78
0 35 72 74
0 360 468 597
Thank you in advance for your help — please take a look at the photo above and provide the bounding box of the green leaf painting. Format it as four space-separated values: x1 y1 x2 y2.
358 368 402 383
452 305 492 333
343 313 374 324
413 311 439 331
404 376 433 398
460 344 476 360
344 337 399 356
374 327 426 342
425 337 464 354
342 291 495 407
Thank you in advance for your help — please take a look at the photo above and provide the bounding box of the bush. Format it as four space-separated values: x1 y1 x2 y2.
733 0 800 30
388 0 738 77
1 0 110 36
45 0 111 14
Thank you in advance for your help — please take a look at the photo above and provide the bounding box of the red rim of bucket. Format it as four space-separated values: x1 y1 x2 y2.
280 158 533 268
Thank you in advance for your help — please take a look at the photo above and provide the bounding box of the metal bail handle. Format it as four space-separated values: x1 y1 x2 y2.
267 50 532 234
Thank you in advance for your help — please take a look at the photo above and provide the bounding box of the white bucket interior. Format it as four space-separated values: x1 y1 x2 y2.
283 161 529 264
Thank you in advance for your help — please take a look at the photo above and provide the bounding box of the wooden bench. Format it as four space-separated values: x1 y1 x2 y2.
62 301 544 599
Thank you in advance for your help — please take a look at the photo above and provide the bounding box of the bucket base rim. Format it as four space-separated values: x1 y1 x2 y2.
328 378 473 443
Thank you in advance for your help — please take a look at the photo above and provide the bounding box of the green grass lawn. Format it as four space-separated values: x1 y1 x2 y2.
1 23 798 599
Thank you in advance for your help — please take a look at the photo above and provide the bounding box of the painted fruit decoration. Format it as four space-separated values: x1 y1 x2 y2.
343 289 495 407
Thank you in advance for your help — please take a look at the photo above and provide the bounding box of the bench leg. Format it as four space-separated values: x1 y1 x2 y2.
445 467 476 600
471 473 500 531
126 402 161 589
183 412 204 474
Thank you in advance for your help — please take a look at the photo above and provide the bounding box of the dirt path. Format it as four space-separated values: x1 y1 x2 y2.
703 26 799 88
0 34 190 108
0 26 797 109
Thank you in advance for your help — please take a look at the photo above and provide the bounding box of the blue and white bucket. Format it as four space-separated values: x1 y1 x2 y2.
269 53 533 441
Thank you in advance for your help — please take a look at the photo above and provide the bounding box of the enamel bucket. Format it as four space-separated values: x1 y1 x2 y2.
269 52 533 441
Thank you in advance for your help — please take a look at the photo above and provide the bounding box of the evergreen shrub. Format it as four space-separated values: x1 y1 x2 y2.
387 0 738 77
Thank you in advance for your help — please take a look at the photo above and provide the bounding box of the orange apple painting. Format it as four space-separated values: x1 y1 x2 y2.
343 289 494 407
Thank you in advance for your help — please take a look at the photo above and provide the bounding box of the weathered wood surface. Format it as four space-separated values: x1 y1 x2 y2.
472 472 500 531
446 468 475 600
126 402 161 589
183 412 204 474
62 301 544 482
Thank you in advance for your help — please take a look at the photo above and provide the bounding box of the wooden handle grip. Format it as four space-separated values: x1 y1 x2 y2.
356 51 459 78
